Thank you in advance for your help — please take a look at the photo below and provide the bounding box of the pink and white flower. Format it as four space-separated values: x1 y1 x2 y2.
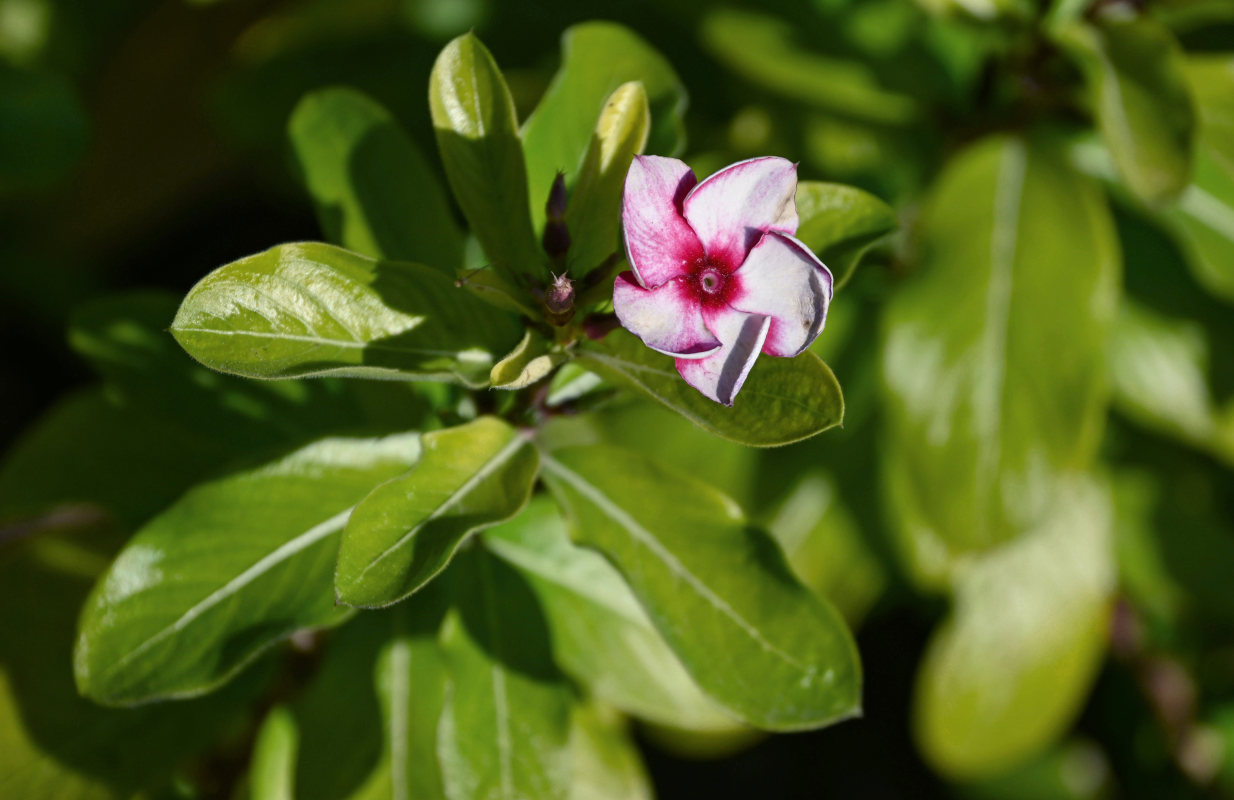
613 155 834 406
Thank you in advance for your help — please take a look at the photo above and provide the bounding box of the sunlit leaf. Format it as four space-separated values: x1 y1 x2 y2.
490 330 568 390
795 180 897 287
568 702 652 800
75 433 422 705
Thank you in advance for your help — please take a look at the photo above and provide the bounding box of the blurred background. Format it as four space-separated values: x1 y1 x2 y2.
2 0 1234 797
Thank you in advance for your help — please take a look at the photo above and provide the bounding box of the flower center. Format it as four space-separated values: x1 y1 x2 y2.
689 256 733 307
699 268 724 295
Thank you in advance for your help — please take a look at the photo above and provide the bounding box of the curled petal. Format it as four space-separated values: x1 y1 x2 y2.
613 271 721 359
731 232 833 358
622 155 704 288
675 307 770 406
682 156 799 270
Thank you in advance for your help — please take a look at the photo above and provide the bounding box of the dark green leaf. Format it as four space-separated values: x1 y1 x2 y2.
795 180 897 287
336 417 539 608
0 64 88 191
75 433 422 705
578 329 844 448
540 445 861 731
882 136 1118 555
429 33 545 285
171 242 521 386
521 22 686 234
289 87 464 270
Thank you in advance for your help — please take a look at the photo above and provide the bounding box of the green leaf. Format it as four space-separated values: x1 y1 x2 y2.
0 523 268 799
578 329 844 448
74 433 422 705
521 22 686 234
429 33 545 285
914 477 1114 778
171 242 521 386
483 497 737 731
540 445 861 731
568 702 652 800
882 136 1118 555
1185 55 1234 176
700 8 918 126
1168 145 1234 307
336 417 539 608
289 87 464 270
438 546 572 800
490 330 568 390
564 81 650 278
795 180 897 287
250 707 298 800
1054 17 1194 205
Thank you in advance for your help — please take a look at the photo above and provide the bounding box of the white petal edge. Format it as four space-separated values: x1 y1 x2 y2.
675 308 771 406
613 272 721 359
622 155 704 289
730 231 833 358
682 156 799 271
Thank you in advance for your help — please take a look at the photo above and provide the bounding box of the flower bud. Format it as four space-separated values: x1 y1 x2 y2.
543 272 575 326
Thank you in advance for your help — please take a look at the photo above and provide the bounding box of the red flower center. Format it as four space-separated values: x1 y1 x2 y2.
688 255 735 308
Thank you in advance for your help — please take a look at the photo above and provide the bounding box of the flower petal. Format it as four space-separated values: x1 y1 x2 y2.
682 156 799 270
675 306 770 406
730 232 834 358
622 155 704 288
613 271 720 359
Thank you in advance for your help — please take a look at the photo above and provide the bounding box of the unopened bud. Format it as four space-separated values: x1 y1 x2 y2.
542 172 571 265
543 272 575 326
545 171 568 222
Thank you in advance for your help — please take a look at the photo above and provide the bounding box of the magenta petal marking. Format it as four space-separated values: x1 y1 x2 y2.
730 232 833 358
682 156 799 270
622 155 704 289
674 306 770 406
613 271 721 359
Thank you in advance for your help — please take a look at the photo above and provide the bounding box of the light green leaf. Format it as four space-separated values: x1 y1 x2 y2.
171 242 521 386
700 8 917 126
438 546 572 800
564 82 649 278
882 136 1118 555
250 707 298 800
289 87 463 270
540 445 861 731
578 329 844 448
74 433 422 705
1054 17 1194 205
914 477 1114 778
568 702 652 800
483 497 738 731
795 180 897 287
490 330 568 390
1168 144 1234 306
336 417 538 608
430 33 545 285
521 22 686 234
1185 55 1234 175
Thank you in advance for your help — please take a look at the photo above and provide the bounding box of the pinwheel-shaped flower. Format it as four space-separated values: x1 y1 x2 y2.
614 155 834 406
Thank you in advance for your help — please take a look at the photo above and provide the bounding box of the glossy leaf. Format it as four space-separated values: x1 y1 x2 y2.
540 445 861 731
336 417 538 608
438 547 572 800
578 328 844 448
565 81 650 278
429 33 545 284
289 87 463 270
1055 17 1194 205
795 180 897 287
75 433 422 705
914 478 1114 778
483 497 737 731
490 330 567 390
171 242 521 386
521 22 686 233
882 136 1118 554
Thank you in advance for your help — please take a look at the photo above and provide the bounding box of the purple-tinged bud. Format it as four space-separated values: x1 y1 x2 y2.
543 272 575 326
542 172 571 265
545 171 568 222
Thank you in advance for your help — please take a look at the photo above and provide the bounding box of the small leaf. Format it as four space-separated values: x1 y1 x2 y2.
568 702 653 800
74 433 422 705
794 180 897 287
565 82 650 278
540 445 861 731
1054 17 1194 205
577 329 844 447
438 547 572 800
521 22 687 234
289 87 463 270
171 242 521 386
914 477 1114 778
336 417 539 608
483 497 737 731
490 330 568 390
882 136 1118 555
250 707 298 800
430 33 545 284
